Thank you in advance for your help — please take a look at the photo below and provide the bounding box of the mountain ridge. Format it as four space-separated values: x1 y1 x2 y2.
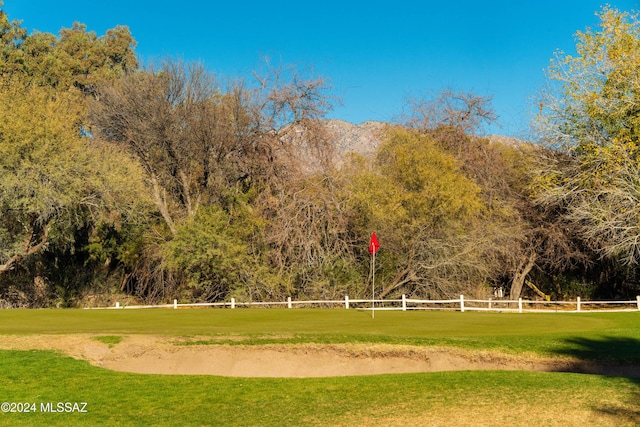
323 119 529 159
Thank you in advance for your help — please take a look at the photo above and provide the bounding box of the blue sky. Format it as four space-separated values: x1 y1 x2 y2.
3 1 639 137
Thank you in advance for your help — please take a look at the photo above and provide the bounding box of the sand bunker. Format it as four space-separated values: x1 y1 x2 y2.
1 334 638 378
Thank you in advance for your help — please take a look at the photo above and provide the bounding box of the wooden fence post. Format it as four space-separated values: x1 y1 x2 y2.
460 295 465 313
518 298 523 313
402 294 407 311
577 297 581 312
287 297 292 309
230 297 235 309
115 302 120 309
174 299 178 309
637 296 640 311
345 295 349 309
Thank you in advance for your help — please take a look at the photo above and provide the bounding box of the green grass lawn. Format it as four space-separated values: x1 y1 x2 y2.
0 309 639 426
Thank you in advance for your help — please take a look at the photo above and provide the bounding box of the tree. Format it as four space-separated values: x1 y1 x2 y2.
0 80 151 280
403 89 497 134
164 205 283 302
0 4 27 77
399 89 590 299
346 127 494 299
0 11 137 92
91 60 334 230
90 59 335 301
534 7 640 270
260 172 360 299
0 6 149 305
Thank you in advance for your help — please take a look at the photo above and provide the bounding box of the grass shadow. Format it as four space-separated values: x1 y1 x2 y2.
551 336 640 376
551 336 640 425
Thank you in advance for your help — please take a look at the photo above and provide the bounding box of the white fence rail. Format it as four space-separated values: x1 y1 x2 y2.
103 294 640 313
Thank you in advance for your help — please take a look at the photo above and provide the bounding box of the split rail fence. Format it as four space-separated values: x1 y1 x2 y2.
104 294 640 313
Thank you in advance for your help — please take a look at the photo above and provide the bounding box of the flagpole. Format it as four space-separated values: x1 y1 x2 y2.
371 250 375 319
368 232 379 320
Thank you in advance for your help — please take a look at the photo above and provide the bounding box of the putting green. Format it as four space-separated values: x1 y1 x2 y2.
0 308 617 336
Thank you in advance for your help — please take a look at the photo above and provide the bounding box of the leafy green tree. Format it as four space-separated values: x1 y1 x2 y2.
0 5 146 306
0 79 152 304
0 4 137 91
164 205 282 302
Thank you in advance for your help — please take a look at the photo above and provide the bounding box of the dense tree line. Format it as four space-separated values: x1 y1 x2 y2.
1 5 639 307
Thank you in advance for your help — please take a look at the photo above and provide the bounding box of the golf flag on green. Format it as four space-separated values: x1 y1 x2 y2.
369 232 380 255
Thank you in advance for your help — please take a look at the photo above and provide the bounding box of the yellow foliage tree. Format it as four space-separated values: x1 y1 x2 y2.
535 6 640 265
348 127 490 298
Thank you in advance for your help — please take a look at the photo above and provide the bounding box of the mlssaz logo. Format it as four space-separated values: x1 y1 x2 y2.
40 402 88 413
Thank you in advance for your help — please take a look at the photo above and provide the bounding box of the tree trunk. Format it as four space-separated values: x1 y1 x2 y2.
150 174 177 236
379 255 415 299
0 225 49 274
510 252 537 299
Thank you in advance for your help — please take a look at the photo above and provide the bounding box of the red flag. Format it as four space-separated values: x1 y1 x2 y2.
368 232 380 255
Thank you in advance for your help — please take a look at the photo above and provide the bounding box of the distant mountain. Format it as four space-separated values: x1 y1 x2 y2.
323 119 386 159
324 120 530 161
487 134 530 149
285 120 530 172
